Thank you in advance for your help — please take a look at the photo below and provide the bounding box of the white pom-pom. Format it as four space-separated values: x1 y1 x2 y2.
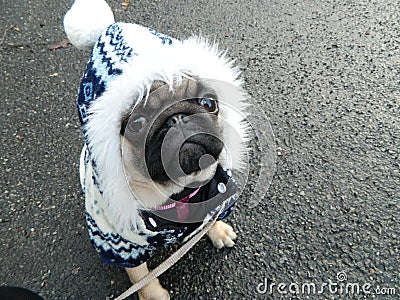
64 0 115 50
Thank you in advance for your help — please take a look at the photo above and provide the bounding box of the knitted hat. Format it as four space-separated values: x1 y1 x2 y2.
65 2 247 231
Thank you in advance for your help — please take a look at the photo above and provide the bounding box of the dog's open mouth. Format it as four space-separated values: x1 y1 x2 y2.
155 185 202 223
141 164 237 226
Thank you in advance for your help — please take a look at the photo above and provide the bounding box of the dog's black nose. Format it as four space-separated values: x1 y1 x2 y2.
166 113 188 127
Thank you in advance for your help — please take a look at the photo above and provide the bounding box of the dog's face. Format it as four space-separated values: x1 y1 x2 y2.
121 78 225 206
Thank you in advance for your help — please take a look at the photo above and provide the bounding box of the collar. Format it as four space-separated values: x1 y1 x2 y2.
155 186 201 223
140 165 237 233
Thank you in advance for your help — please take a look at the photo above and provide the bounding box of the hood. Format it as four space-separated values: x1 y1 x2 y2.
76 23 247 230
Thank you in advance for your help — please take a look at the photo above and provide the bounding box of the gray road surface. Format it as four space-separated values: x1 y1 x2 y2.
1 0 399 299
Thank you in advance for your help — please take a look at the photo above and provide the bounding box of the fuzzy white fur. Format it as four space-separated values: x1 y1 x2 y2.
64 0 115 50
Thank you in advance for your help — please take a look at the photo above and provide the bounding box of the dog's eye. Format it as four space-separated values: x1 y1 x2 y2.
198 97 218 113
127 116 147 133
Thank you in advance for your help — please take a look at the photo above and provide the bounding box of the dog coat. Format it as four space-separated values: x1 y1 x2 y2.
76 23 245 268
81 145 237 267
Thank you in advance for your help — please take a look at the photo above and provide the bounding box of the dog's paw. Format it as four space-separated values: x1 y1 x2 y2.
207 220 237 249
138 279 170 300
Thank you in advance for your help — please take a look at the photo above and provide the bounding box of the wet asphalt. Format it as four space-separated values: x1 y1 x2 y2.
1 0 399 299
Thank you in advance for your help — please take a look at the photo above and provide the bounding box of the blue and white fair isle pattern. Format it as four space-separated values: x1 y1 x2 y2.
81 146 236 268
77 23 175 140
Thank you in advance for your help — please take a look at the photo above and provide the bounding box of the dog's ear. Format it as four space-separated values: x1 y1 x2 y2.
120 81 168 135
149 80 167 93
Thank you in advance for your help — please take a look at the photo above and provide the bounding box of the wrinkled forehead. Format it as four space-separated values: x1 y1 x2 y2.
138 78 218 111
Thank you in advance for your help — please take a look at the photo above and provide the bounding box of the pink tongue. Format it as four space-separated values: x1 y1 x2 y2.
176 201 189 223
175 186 201 222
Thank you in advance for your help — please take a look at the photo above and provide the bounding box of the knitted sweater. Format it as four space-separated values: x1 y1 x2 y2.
76 23 243 268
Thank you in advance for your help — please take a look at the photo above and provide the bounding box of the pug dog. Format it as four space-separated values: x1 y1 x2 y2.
65 2 247 299
120 78 241 299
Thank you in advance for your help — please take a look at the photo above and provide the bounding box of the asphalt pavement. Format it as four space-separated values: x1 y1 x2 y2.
1 0 399 299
